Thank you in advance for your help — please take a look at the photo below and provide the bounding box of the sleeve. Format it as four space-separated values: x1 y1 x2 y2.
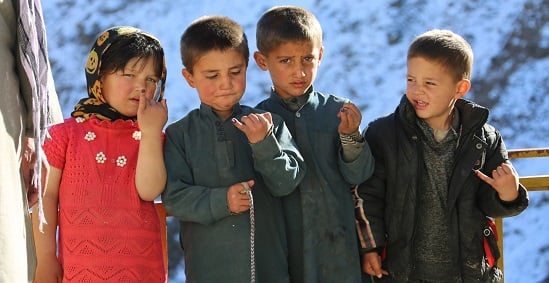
340 130 365 162
476 126 529 217
42 121 68 170
250 115 306 197
161 124 231 225
337 127 375 185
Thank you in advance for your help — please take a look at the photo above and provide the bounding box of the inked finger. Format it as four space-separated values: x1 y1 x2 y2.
231 117 245 129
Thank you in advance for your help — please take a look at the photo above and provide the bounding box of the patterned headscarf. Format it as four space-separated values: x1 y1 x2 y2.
71 26 166 121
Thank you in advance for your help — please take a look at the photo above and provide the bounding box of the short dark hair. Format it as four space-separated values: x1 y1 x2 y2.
100 32 164 79
407 29 473 82
256 5 323 54
180 16 249 73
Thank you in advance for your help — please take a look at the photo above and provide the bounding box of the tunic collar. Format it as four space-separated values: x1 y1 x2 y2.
199 102 243 121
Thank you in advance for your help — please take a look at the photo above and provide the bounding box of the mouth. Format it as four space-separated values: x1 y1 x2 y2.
414 99 428 110
291 81 307 88
216 92 234 97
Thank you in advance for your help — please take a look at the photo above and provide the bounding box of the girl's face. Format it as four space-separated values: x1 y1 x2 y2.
101 56 160 117
254 40 323 99
182 49 247 119
405 56 470 130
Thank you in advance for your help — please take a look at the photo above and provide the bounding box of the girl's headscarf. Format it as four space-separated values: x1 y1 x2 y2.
71 26 166 121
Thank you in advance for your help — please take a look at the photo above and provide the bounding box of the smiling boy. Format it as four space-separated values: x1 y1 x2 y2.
357 29 529 282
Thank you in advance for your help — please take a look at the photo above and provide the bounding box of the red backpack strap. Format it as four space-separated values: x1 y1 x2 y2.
483 217 500 268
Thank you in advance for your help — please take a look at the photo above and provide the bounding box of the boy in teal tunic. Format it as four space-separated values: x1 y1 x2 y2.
254 6 375 282
162 16 306 282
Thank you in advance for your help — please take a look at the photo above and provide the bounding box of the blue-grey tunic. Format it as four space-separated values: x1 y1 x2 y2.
257 88 375 283
162 103 305 283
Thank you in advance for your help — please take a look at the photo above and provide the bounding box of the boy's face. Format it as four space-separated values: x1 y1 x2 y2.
405 56 470 130
254 41 323 99
182 49 247 119
102 56 159 117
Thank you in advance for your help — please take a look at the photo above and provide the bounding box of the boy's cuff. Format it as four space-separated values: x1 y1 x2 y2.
340 130 364 145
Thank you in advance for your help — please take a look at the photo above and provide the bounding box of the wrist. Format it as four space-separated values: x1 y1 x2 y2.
340 130 363 145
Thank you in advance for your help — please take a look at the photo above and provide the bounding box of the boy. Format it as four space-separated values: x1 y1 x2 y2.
358 29 529 282
254 6 375 282
162 16 306 282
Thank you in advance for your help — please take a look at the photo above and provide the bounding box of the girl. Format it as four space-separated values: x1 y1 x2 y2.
32 26 168 282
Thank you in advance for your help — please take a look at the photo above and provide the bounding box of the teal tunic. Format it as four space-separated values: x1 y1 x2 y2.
162 103 305 283
257 88 375 282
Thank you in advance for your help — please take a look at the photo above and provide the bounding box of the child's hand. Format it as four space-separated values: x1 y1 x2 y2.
232 112 273 144
21 137 48 207
362 251 388 278
337 102 362 135
137 93 168 135
33 256 63 283
475 163 520 201
227 180 254 214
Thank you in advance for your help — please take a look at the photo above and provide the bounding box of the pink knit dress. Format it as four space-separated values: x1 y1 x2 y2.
43 116 166 282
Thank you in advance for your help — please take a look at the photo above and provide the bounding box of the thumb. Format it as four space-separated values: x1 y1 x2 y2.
246 179 255 189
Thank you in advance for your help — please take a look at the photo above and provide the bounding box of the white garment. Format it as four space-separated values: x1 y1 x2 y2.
0 0 62 281
0 1 33 282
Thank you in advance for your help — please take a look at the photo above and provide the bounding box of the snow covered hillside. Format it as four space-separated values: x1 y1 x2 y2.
42 0 549 282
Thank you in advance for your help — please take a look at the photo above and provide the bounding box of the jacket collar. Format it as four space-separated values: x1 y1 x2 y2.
397 94 489 137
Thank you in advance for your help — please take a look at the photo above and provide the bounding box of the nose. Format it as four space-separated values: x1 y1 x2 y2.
219 75 233 90
292 63 306 78
135 80 147 95
410 83 424 96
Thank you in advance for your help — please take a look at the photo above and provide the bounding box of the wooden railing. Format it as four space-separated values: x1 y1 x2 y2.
155 148 549 281
495 148 549 282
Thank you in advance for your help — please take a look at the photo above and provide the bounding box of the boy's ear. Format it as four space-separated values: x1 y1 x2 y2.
253 51 268 71
182 68 196 88
318 46 324 64
455 79 471 99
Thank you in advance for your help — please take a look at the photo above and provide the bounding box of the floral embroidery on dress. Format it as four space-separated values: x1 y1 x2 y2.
96 152 107 163
84 131 96 141
116 156 127 167
132 131 141 141
89 123 136 167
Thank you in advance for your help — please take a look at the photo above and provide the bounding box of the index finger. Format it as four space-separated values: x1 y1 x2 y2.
345 103 362 119
138 92 147 113
474 169 494 186
369 255 384 278
232 117 254 137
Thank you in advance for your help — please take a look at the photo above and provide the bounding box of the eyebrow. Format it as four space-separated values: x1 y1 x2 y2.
201 63 245 73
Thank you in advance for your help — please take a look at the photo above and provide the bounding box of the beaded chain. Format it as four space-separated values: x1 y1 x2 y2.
240 182 255 283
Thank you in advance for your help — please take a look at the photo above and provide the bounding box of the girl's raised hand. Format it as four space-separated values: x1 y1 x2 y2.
137 92 168 134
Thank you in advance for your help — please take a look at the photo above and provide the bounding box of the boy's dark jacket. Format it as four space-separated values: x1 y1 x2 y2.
357 95 529 282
